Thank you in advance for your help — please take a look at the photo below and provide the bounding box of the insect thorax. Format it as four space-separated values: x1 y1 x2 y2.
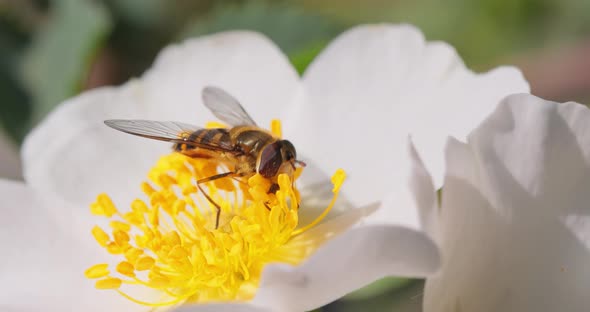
231 127 277 155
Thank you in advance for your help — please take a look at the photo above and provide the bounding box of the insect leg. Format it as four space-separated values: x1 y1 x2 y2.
260 183 280 211
197 171 236 184
231 176 248 186
196 171 236 229
268 183 279 194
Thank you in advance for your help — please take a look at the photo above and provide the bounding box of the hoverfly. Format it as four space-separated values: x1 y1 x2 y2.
104 86 306 228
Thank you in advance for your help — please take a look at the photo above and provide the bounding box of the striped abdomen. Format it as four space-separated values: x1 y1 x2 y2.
173 128 232 157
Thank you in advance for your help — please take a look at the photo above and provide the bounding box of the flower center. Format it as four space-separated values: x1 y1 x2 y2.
85 122 345 307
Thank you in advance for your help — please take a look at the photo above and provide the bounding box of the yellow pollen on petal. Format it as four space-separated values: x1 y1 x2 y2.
205 121 227 129
91 226 110 247
85 264 110 279
135 256 155 271
86 125 346 307
116 261 136 277
110 220 131 232
96 277 122 289
93 193 118 217
271 119 282 138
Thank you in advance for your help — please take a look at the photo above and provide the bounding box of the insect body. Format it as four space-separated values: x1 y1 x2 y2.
173 124 297 182
104 86 305 228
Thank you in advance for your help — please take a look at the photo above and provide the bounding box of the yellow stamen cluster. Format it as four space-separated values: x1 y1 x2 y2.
85 146 345 307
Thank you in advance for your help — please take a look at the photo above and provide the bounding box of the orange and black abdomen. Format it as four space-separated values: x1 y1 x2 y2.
173 128 231 157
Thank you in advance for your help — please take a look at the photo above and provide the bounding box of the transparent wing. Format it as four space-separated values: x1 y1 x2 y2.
104 119 234 151
202 86 257 126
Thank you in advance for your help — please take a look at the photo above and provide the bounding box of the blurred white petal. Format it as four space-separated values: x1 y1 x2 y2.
140 31 301 125
254 223 438 311
292 24 529 208
364 139 439 238
0 179 141 312
425 94 590 311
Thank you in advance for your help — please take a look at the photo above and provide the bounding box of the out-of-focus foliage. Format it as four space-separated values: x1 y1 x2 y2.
290 41 328 75
328 280 425 312
0 13 31 141
21 0 111 126
105 0 213 32
3 0 590 142
180 1 342 73
102 0 214 80
298 0 590 69
343 277 412 301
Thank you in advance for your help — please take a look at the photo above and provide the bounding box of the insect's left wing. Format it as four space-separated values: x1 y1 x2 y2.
202 86 257 127
104 119 235 151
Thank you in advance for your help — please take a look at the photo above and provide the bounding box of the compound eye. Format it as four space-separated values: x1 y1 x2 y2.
282 140 297 161
285 150 294 161
258 142 283 178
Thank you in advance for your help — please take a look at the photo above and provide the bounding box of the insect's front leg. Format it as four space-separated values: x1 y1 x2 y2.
196 171 237 229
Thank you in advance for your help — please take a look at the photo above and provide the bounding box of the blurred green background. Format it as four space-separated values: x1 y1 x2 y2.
1 0 589 309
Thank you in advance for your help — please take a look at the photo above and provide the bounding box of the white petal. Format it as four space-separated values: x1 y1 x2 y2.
22 31 300 208
292 24 528 209
424 94 590 311
252 205 440 312
364 139 439 238
294 158 358 225
0 179 142 312
140 31 301 126
22 85 161 208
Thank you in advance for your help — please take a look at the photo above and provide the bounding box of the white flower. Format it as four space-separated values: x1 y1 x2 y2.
0 24 527 312
407 93 590 311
